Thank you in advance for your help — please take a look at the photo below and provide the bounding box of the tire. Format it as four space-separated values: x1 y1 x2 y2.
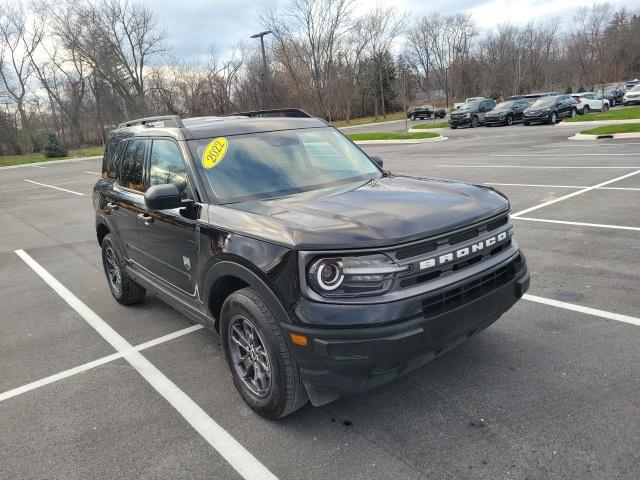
505 115 513 126
450 125 457 129
410 114 416 121
220 287 308 419
550 112 557 124
101 234 146 305
603 103 609 112
470 116 479 128
523 122 530 126
571 108 577 118
610 99 615 107
583 105 589 115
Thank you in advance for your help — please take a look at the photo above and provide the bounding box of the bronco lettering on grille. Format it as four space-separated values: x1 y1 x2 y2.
419 229 512 271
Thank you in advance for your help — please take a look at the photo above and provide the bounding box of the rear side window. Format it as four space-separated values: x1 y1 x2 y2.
149 139 192 199
103 135 122 181
118 139 147 192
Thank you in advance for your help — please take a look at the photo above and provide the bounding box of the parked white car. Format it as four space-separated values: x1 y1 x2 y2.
623 84 640 106
571 92 610 114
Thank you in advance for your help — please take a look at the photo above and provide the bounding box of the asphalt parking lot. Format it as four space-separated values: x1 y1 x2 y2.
1 122 639 479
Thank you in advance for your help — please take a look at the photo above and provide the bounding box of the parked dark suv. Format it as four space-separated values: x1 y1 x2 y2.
94 109 529 419
483 99 531 126
449 99 496 128
523 95 577 125
407 104 446 120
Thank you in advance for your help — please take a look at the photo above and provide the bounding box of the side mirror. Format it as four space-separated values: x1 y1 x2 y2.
370 155 383 169
144 183 181 210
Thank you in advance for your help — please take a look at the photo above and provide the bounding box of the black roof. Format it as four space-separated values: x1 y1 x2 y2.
111 109 328 140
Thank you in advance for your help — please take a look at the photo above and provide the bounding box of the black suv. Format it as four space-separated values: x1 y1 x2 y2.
448 99 496 128
483 99 531 126
523 95 577 125
94 109 529 419
407 104 446 120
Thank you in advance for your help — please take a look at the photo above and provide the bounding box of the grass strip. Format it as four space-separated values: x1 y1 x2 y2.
0 146 104 167
347 131 439 141
580 123 640 135
565 106 640 122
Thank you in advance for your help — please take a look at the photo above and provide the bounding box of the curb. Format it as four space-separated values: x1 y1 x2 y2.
408 127 446 133
0 155 102 170
354 136 447 145
569 132 640 141
558 119 640 127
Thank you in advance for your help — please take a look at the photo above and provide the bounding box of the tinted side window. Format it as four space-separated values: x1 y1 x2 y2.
149 139 191 198
118 139 146 192
103 135 122 181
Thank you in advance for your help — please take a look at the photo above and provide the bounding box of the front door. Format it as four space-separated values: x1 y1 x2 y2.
135 138 200 298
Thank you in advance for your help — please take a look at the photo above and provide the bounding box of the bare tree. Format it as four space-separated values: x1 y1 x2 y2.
0 1 44 152
264 0 354 120
363 5 406 118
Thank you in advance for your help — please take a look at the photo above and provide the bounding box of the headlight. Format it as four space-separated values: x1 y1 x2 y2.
307 254 409 297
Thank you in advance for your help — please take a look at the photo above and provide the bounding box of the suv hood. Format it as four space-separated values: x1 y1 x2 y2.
208 175 509 250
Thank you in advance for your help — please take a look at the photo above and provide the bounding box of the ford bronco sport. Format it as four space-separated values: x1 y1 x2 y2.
94 109 529 419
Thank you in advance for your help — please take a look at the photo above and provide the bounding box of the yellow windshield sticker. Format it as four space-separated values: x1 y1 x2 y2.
202 137 229 169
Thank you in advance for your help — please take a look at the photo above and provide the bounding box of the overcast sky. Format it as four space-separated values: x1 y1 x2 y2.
149 0 634 63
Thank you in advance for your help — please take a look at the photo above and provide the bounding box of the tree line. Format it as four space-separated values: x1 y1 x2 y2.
0 0 638 155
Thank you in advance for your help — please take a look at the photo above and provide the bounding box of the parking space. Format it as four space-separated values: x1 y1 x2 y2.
1 124 639 479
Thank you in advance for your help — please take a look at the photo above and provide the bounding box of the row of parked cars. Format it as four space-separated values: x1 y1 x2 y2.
451 86 640 129
407 80 640 129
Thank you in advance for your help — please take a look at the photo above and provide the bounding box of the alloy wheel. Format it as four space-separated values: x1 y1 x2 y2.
105 246 122 295
227 316 272 398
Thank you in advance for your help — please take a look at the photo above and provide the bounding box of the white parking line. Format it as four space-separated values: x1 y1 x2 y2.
486 183 640 191
523 294 640 327
14 249 278 480
0 324 204 403
513 217 640 232
491 153 639 157
24 179 85 196
511 169 640 217
436 165 639 169
84 171 100 174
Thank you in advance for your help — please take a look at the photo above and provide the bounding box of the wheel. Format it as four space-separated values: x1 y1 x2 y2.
550 112 557 124
220 287 308 419
610 99 615 107
523 122 530 126
571 108 577 118
505 115 513 126
450 125 457 129
470 116 479 128
101 234 146 305
410 114 415 121
583 105 589 115
603 103 609 112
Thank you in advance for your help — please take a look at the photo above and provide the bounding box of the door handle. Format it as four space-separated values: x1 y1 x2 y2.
107 202 119 211
138 213 154 225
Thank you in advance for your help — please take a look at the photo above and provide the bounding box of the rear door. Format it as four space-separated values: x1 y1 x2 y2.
111 138 148 263
136 138 200 297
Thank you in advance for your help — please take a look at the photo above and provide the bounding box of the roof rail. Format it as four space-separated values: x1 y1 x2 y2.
225 108 314 118
118 115 184 129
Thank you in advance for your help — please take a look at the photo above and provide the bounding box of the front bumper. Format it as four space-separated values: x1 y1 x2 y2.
484 115 507 125
283 252 529 397
449 116 471 127
524 112 552 123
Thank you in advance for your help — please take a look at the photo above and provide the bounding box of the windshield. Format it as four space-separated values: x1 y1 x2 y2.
495 101 515 109
631 84 640 92
532 97 557 108
459 101 480 111
189 128 380 203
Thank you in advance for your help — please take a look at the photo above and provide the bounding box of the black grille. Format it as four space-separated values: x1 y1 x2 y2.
395 214 507 261
421 258 517 318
